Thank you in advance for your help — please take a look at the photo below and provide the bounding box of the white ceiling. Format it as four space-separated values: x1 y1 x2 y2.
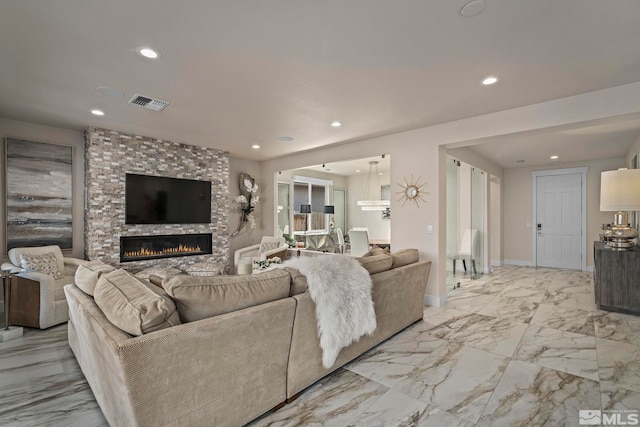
464 118 640 169
2 1 640 165
300 155 390 177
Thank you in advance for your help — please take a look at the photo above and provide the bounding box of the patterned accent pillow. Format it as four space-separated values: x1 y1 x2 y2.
20 251 64 279
258 238 284 255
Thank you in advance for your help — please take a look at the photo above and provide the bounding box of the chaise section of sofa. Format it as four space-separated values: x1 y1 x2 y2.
285 258 431 400
65 275 296 427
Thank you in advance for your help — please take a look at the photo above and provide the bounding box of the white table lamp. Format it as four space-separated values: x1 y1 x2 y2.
600 168 640 250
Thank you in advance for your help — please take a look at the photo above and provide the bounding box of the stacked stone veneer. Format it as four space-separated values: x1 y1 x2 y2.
85 127 230 272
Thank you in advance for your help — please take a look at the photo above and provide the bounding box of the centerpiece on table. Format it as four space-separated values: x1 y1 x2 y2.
252 256 282 271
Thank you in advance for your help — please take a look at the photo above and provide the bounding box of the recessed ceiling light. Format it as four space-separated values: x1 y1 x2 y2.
278 136 294 142
459 0 486 17
516 160 525 164
482 76 499 85
378 172 384 176
91 109 105 116
331 121 342 127
251 144 260 149
355 169 361 173
96 87 125 98
550 155 559 160
136 46 161 59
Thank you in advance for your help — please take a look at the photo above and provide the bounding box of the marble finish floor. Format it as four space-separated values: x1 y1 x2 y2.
2 265 639 426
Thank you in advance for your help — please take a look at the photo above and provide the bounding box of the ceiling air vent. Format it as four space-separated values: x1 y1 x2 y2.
128 94 169 111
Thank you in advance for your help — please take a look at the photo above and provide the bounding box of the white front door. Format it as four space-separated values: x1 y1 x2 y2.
535 172 583 269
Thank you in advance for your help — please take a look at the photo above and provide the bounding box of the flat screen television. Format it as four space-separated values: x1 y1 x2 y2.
125 174 211 224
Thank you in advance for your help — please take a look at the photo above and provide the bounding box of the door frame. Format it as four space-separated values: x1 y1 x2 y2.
333 187 347 233
531 167 588 271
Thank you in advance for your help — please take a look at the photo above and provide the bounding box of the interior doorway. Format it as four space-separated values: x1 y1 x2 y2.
532 167 587 270
446 156 487 292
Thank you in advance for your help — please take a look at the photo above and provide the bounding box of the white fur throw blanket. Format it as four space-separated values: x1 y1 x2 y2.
280 254 377 368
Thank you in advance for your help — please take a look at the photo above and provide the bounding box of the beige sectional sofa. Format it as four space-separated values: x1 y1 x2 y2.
65 250 431 427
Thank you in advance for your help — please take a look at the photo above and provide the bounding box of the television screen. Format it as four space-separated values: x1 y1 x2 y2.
125 174 211 224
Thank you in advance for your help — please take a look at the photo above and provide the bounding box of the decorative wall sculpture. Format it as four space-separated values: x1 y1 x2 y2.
232 172 259 236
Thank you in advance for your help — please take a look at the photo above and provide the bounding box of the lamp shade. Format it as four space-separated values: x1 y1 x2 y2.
300 204 312 214
323 205 334 214
600 169 640 211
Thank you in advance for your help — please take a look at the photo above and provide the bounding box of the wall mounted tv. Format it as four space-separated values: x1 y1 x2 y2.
125 174 211 224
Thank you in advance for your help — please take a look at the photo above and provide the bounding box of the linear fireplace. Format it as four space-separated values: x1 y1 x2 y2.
120 233 213 262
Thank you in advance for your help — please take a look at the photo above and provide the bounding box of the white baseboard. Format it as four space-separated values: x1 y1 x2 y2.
424 294 447 307
491 260 503 267
503 259 595 272
504 259 533 267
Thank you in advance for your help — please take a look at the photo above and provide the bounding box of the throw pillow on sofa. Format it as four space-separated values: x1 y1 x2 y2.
364 245 390 257
19 251 64 279
283 267 308 295
163 269 291 322
391 249 419 268
94 269 181 336
75 260 116 296
356 253 393 274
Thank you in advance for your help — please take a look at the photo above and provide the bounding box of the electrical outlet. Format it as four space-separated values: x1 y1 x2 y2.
427 225 433 234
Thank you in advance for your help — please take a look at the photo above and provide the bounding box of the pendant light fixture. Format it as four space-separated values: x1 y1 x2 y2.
357 161 390 211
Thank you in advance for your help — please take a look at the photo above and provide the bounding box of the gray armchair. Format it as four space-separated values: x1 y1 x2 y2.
1 245 84 329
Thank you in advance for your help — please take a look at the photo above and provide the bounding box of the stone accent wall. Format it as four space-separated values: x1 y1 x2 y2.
85 127 230 272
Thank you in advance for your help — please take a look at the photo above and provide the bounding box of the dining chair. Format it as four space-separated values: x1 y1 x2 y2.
448 228 479 275
348 229 370 257
335 228 345 254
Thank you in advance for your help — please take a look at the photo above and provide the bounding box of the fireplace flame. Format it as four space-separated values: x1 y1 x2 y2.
123 244 203 259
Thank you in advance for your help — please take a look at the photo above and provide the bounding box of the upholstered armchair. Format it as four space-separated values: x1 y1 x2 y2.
1 245 84 329
233 236 288 274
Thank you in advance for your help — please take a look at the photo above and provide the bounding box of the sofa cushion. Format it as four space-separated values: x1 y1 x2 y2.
391 249 420 269
94 269 181 336
19 251 64 279
75 260 116 296
9 245 65 275
356 253 393 274
163 269 291 322
283 267 308 295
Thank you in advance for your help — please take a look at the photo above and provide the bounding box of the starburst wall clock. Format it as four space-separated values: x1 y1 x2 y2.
397 175 428 207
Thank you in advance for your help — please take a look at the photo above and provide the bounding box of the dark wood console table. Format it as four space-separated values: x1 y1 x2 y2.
593 241 640 315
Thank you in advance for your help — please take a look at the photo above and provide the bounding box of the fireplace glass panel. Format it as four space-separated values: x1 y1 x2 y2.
120 233 213 262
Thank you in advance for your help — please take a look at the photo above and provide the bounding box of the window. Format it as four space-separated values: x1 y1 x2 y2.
293 176 333 232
